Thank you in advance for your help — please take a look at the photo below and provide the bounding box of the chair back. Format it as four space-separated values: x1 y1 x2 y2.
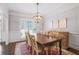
48 31 59 38
30 35 38 50
25 32 32 46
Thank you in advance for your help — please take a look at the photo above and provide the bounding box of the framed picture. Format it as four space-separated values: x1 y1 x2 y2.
58 18 67 29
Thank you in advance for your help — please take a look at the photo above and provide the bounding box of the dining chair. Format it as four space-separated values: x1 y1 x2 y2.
49 38 60 55
48 31 60 54
30 35 49 55
30 35 42 55
25 32 31 46
25 32 52 55
25 32 33 54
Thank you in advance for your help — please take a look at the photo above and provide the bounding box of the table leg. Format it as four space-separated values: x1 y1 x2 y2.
59 40 61 55
41 46 45 55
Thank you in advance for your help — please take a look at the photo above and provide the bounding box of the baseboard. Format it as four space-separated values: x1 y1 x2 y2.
67 47 79 54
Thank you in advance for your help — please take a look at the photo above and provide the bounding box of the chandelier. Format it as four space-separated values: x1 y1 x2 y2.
32 3 43 23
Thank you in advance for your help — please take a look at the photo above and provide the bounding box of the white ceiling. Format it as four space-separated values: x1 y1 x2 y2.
8 3 64 13
7 3 79 15
0 3 79 18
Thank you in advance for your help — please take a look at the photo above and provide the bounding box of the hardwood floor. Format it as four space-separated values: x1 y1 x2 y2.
0 42 79 55
67 48 79 55
0 42 11 55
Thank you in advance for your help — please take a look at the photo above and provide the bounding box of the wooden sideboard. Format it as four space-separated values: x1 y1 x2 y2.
48 31 69 49
59 32 69 49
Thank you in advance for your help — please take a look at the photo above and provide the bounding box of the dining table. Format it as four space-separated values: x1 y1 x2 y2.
36 33 62 55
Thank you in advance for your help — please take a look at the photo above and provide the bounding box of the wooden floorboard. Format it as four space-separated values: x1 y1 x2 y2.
0 43 11 55
67 48 79 55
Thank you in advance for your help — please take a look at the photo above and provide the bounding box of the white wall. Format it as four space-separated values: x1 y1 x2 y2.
68 6 79 50
44 6 78 32
9 14 22 42
0 4 9 44
8 4 79 50
9 11 44 43
44 6 79 50
69 33 79 50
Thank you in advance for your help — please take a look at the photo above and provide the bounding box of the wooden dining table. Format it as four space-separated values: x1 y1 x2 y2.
36 35 62 55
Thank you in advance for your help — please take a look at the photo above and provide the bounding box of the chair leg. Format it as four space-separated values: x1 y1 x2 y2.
36 51 39 55
44 47 48 55
32 49 35 55
50 47 52 55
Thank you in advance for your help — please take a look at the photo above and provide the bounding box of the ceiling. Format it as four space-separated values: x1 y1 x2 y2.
7 3 79 15
0 3 79 18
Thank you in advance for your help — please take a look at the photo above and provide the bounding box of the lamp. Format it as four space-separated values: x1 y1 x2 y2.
32 3 43 23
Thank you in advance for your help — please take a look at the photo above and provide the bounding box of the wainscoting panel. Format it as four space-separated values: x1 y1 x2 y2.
69 33 79 51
